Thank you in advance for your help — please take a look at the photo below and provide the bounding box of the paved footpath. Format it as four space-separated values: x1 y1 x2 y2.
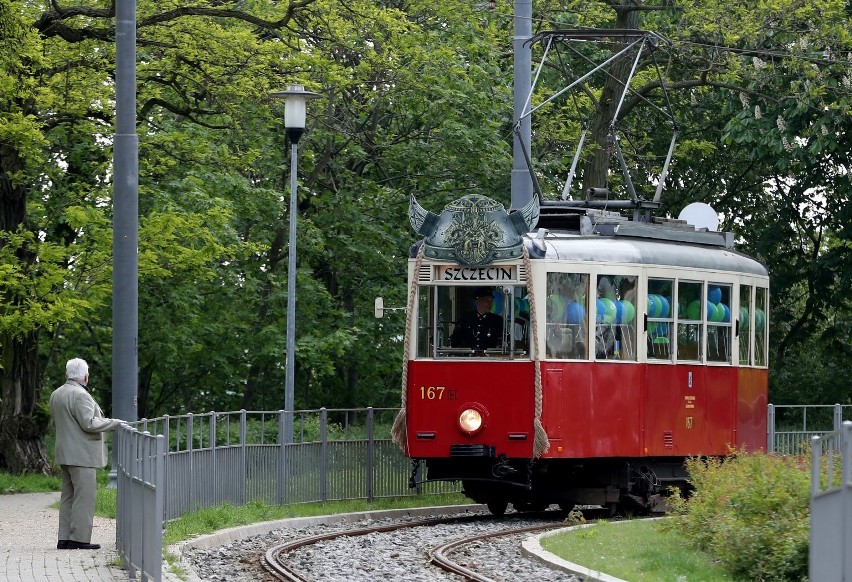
0 492 126 582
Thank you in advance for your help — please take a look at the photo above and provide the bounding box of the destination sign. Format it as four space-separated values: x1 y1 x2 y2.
438 266 517 281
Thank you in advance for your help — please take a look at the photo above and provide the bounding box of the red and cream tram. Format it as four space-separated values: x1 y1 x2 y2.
394 196 769 515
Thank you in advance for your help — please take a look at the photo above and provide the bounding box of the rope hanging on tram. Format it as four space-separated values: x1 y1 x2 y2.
525 245 550 457
391 244 425 451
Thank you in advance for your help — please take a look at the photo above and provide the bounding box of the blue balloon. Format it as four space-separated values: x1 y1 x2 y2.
706 301 717 320
648 295 659 318
720 303 731 323
566 301 585 324
659 296 671 318
755 308 766 331
615 300 624 324
708 285 722 305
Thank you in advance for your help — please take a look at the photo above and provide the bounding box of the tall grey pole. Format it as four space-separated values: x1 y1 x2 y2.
511 0 533 210
271 84 319 444
284 142 299 444
113 0 139 426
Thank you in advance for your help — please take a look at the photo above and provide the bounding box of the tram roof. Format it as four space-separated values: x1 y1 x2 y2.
527 231 768 277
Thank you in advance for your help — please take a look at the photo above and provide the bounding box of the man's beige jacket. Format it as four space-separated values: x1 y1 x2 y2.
50 381 121 467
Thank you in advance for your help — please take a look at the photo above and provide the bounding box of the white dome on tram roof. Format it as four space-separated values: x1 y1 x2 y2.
678 202 719 232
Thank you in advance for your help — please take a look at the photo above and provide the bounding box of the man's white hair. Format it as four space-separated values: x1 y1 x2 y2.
66 358 89 382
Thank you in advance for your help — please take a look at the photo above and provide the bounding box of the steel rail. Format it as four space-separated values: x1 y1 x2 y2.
262 514 493 581
428 522 564 582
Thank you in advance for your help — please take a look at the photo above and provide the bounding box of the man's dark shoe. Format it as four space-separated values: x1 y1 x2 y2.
66 540 101 550
57 540 70 549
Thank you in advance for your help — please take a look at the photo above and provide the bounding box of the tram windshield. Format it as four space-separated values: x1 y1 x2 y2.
415 285 530 358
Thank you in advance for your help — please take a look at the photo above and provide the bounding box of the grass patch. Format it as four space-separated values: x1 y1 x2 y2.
0 470 61 494
541 519 734 582
163 492 469 546
2 469 119 519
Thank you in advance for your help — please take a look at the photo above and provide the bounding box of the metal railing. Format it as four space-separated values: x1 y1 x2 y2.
115 425 165 582
809 421 852 582
113 407 456 581
767 404 852 454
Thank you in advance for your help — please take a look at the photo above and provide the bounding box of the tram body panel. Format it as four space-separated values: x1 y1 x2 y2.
405 360 535 459
541 362 643 458
736 367 769 450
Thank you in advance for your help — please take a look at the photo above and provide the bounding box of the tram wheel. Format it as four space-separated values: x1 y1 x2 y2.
487 499 509 516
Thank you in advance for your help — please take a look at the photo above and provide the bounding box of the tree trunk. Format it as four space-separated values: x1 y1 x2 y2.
0 332 51 475
1 119 51 475
581 8 641 194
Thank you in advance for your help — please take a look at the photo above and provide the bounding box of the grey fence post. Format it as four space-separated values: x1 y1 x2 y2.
187 413 194 511
209 412 217 507
153 434 165 582
834 403 843 432
320 408 328 502
162 416 170 521
277 410 286 505
767 403 775 453
240 409 247 505
366 407 374 502
811 434 821 496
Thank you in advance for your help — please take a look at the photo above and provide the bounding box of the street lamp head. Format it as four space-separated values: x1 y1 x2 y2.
270 84 321 144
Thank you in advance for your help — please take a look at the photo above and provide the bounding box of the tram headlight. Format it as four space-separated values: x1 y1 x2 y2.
458 407 484 435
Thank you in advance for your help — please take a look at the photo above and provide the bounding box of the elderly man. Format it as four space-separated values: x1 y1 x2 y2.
49 358 124 550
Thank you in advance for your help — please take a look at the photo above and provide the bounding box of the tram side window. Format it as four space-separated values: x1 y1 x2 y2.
546 272 589 359
676 280 703 361
755 287 768 367
739 284 753 365
706 284 732 363
595 275 638 360
416 287 433 358
647 278 674 361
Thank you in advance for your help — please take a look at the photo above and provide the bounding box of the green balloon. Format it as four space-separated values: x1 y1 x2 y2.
621 300 635 324
601 298 617 324
739 307 750 329
706 302 717 321
686 300 701 321
710 301 725 322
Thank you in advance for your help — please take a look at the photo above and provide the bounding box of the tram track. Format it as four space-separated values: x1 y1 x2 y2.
261 514 497 581
428 521 565 581
259 509 591 581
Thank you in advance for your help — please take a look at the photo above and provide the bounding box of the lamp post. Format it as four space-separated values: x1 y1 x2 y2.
270 85 320 443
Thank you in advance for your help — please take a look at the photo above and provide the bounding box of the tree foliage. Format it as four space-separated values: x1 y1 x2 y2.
1 0 851 474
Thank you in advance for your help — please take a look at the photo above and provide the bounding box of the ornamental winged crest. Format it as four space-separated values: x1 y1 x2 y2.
408 193 539 266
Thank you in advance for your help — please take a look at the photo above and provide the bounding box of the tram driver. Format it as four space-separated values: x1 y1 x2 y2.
450 287 504 351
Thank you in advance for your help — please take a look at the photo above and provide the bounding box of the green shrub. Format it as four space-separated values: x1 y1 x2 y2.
664 452 810 581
